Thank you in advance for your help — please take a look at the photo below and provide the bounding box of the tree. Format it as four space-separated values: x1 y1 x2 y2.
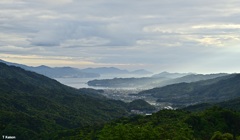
210 131 233 140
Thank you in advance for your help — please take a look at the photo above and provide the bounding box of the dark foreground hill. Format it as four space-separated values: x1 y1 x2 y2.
50 95 240 139
0 62 132 139
53 106 240 139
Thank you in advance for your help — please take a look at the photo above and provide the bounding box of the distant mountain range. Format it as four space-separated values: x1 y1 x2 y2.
0 59 152 78
82 67 129 75
0 59 100 78
152 71 193 78
82 67 152 76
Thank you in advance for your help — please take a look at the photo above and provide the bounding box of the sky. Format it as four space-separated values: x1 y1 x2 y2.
1 0 240 73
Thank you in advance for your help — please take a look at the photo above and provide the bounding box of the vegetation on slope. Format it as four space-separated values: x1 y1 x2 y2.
128 99 155 111
0 62 130 139
139 74 240 106
1 62 240 139
54 107 240 140
88 77 169 88
88 73 227 88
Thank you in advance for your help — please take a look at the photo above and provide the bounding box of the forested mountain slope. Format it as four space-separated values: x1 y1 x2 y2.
0 62 130 139
88 73 227 88
54 107 240 140
183 97 240 112
139 74 240 106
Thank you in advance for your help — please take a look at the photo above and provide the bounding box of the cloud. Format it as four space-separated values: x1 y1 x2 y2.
192 24 240 29
0 53 95 67
40 0 73 5
1 0 240 73
61 37 110 47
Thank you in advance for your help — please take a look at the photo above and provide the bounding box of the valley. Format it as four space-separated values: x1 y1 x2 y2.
53 71 234 111
1 60 240 139
2 1 240 139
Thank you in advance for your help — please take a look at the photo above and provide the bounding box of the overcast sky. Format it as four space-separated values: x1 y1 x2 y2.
1 0 240 73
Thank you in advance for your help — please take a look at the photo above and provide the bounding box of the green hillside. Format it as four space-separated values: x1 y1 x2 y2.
0 62 130 139
87 77 169 88
2 62 240 139
87 73 227 88
50 96 240 139
138 74 240 106
183 97 240 112
128 99 155 111
54 107 240 140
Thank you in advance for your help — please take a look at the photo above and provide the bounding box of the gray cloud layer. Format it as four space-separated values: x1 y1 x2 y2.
1 0 240 73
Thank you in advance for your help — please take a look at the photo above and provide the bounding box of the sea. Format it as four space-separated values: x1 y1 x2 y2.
54 75 144 89
54 75 121 89
54 77 95 89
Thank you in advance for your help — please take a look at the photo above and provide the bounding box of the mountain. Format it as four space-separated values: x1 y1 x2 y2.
183 97 240 112
82 67 152 76
82 67 129 75
30 65 100 78
128 99 156 112
152 71 192 78
0 62 131 139
95 107 240 140
169 73 228 83
54 105 240 139
87 77 169 88
0 59 100 78
87 73 228 89
152 73 228 88
131 69 153 75
138 74 240 107
0 60 152 79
